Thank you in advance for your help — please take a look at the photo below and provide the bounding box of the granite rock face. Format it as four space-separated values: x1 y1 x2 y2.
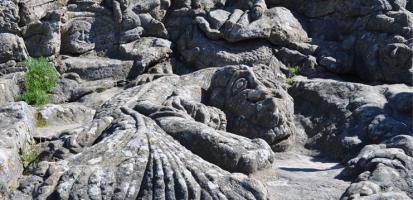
290 77 413 198
271 0 413 84
0 0 412 199
0 102 34 197
9 67 279 199
290 77 413 161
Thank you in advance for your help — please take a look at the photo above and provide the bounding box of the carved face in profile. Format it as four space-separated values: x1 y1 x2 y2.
209 65 294 151
62 20 95 54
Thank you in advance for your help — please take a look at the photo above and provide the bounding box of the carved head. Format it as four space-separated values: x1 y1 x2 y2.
209 65 294 151
62 20 95 54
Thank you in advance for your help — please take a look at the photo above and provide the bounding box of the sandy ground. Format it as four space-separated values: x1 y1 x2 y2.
253 151 350 200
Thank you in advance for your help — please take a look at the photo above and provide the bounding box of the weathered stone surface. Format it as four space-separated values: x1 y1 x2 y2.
290 77 413 161
9 66 288 199
59 57 136 81
196 7 316 54
0 61 25 77
0 0 412 198
341 135 413 199
0 33 29 64
354 32 412 85
49 72 117 103
119 37 172 69
61 9 117 55
22 10 63 57
33 103 96 140
0 102 34 197
0 73 21 105
0 0 20 34
177 25 277 69
36 103 95 127
18 0 65 25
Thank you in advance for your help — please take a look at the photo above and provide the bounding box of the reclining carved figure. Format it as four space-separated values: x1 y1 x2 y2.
15 65 296 199
194 6 317 54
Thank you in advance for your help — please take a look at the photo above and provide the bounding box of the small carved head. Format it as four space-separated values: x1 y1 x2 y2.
62 20 95 54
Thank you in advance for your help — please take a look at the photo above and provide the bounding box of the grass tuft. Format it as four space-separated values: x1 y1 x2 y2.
200 3 210 12
287 65 300 76
285 65 300 86
19 57 59 106
286 78 294 85
20 144 39 168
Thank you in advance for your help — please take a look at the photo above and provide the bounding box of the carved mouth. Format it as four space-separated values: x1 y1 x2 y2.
261 127 291 145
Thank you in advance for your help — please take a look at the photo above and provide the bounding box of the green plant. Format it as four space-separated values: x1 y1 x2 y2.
287 65 300 76
286 77 294 85
19 57 59 106
20 144 39 168
200 3 210 12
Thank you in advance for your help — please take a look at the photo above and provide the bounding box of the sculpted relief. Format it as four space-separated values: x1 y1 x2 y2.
0 0 412 199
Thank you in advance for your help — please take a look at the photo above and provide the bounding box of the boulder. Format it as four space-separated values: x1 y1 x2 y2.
0 0 20 34
22 10 64 57
289 76 413 161
342 135 413 199
0 33 29 64
59 57 137 81
0 102 35 196
0 73 21 105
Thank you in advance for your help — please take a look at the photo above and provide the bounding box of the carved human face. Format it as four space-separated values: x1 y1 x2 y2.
63 20 95 54
209 65 293 151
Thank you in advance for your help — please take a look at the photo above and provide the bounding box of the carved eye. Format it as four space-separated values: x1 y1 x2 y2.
232 78 248 95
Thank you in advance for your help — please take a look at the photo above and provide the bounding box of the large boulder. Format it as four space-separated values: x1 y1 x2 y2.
22 10 64 57
341 135 413 199
0 73 21 105
58 57 137 81
118 37 172 69
0 33 29 64
0 0 20 34
177 25 277 69
289 76 413 161
7 66 286 199
353 32 412 85
0 102 35 197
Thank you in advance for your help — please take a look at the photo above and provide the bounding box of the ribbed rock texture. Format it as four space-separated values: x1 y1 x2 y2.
0 0 412 199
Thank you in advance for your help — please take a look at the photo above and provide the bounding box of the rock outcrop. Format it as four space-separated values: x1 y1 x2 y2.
0 102 34 197
0 0 412 199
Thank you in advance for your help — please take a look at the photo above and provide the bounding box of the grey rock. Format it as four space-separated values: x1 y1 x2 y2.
196 7 316 54
0 102 35 196
289 76 413 161
36 103 95 127
0 0 20 34
0 61 25 77
49 72 117 103
0 33 29 64
18 0 65 25
11 66 290 199
22 10 64 57
342 135 413 199
267 0 336 18
177 24 276 69
118 37 172 69
33 103 96 140
272 0 413 84
61 8 116 55
59 57 137 81
0 73 22 105
354 32 413 85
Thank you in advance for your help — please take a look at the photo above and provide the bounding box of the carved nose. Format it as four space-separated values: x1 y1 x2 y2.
247 90 265 103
